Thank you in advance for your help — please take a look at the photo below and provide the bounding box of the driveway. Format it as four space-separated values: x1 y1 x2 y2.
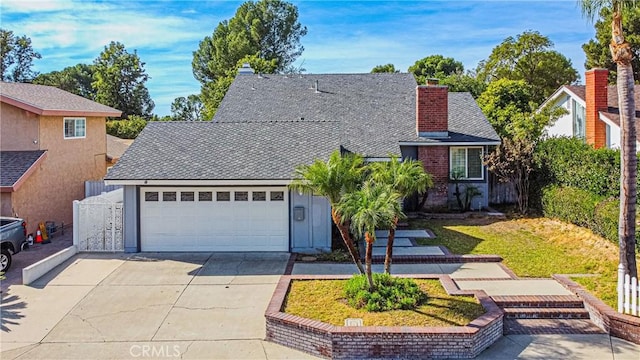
1 252 315 359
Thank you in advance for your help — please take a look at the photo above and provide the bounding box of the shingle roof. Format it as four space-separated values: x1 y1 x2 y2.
0 151 47 188
0 82 121 117
106 135 134 162
108 73 498 181
105 121 341 180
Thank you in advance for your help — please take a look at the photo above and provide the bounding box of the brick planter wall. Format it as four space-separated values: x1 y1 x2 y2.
554 275 640 345
265 275 504 359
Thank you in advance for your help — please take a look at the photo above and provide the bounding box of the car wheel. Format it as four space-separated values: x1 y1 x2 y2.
0 248 11 272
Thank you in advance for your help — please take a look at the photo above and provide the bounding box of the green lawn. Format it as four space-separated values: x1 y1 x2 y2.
412 217 638 308
284 279 485 327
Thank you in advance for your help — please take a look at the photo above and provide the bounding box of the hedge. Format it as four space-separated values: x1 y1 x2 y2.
542 185 639 246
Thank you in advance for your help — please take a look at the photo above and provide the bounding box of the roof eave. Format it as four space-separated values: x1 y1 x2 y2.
1 95 122 117
2 151 48 192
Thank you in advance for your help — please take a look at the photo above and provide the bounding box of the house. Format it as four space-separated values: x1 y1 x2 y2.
105 72 499 253
543 68 640 149
0 82 121 233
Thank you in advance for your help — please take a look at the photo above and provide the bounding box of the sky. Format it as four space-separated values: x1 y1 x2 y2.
1 0 597 116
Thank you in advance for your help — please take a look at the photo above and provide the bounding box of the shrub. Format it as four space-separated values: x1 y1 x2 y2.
344 273 427 312
593 198 620 243
542 186 603 228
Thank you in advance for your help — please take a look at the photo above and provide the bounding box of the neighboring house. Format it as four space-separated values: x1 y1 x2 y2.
105 72 499 253
0 82 121 233
543 68 640 149
106 134 133 168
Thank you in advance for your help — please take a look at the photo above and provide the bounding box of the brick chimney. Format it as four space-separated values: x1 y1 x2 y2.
416 81 449 138
585 68 608 149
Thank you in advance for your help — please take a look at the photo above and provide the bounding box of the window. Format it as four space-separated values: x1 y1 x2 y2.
181 192 194 201
253 191 266 201
572 100 586 140
270 191 284 201
163 192 177 201
450 147 483 180
234 191 249 201
145 192 159 201
605 124 611 148
216 191 230 201
64 118 86 139
199 192 213 201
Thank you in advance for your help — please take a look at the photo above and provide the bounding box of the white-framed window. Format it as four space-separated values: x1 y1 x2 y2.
572 100 586 140
64 117 86 139
450 147 484 180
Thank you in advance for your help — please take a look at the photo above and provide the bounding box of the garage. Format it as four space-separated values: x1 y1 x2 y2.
140 187 289 252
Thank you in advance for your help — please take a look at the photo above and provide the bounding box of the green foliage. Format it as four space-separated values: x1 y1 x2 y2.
371 63 399 73
534 137 620 197
409 54 463 85
476 31 579 106
593 198 623 244
0 29 41 82
105 116 147 139
368 155 433 199
344 273 427 312
542 186 603 228
33 64 96 100
439 72 486 98
315 249 351 262
93 41 154 119
192 0 306 84
171 94 205 121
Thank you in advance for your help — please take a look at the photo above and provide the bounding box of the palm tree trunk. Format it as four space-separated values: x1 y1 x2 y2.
365 232 375 292
331 208 365 274
611 9 638 277
417 192 429 211
384 217 398 274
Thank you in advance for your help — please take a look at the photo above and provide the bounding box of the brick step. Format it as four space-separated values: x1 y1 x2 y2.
492 295 584 308
504 319 605 335
502 307 590 319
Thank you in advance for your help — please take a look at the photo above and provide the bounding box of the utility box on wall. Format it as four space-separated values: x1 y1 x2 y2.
293 206 305 221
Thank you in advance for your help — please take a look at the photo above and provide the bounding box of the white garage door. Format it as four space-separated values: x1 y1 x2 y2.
140 187 289 251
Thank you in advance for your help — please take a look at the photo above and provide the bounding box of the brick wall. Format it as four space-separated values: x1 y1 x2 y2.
265 275 504 359
418 146 449 208
554 275 640 345
416 85 448 135
585 68 608 149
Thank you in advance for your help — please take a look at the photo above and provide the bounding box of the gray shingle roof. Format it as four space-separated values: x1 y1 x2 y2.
1 82 121 116
108 73 498 181
106 121 340 180
0 151 47 187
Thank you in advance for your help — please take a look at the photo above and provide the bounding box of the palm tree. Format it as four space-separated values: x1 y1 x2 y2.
337 181 401 291
291 150 366 274
580 0 638 277
369 156 433 274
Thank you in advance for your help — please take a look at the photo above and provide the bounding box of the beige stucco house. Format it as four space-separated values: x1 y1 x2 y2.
0 82 121 233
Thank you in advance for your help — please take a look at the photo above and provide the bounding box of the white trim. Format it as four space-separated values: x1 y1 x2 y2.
538 85 586 110
63 117 86 139
399 141 500 146
450 146 484 181
364 157 392 162
105 179 292 186
599 113 620 129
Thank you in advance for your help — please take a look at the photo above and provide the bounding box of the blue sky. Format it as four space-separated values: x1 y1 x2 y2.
1 0 596 116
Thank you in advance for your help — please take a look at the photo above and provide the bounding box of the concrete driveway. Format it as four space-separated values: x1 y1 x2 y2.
1 252 316 359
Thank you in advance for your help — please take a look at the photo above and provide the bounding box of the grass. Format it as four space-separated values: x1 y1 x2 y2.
284 279 485 327
412 217 639 308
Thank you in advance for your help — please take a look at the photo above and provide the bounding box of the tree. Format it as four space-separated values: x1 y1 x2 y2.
0 29 41 82
93 41 154 119
337 181 401 291
369 156 432 274
371 64 399 73
476 31 579 105
33 64 96 99
171 94 205 121
409 55 463 85
291 150 366 274
479 79 565 214
583 6 640 82
192 0 306 84
439 72 486 98
581 0 638 278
